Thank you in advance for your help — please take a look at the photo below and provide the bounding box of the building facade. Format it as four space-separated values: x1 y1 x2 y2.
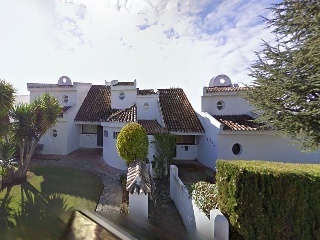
28 77 205 170
198 74 320 169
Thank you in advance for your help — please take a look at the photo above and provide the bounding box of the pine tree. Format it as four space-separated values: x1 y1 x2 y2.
245 0 320 151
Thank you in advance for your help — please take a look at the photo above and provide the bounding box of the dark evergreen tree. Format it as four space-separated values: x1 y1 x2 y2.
245 0 320 151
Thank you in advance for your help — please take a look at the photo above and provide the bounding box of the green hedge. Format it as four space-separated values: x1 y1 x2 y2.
216 160 320 240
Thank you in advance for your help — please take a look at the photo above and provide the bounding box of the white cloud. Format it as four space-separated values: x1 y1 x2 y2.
0 0 279 111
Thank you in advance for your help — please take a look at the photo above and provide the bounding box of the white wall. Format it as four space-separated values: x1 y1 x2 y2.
136 95 160 120
129 193 149 220
170 165 229 239
40 122 68 155
103 126 127 170
217 133 320 164
111 88 137 109
197 112 221 169
175 145 197 160
147 135 156 163
201 93 252 116
80 134 98 148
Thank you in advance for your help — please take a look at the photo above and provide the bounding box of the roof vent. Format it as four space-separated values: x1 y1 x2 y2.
209 74 232 87
58 76 72 85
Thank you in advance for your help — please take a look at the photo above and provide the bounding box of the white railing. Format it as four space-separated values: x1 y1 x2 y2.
170 165 229 240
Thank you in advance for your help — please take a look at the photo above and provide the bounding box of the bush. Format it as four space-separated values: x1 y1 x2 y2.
216 160 320 240
120 202 129 214
190 181 218 218
116 123 148 166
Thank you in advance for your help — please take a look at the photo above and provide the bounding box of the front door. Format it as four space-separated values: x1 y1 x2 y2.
97 125 103 147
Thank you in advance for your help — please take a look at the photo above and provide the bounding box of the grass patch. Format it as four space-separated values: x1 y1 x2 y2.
0 166 104 240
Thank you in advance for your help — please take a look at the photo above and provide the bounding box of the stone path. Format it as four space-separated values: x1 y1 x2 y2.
149 178 185 228
31 148 126 213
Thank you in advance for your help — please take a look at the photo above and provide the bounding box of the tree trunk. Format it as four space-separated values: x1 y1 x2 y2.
0 166 15 186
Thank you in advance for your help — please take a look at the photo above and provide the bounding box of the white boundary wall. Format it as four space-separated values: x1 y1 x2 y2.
170 165 229 240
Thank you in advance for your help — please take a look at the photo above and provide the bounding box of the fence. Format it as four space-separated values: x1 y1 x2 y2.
170 165 228 240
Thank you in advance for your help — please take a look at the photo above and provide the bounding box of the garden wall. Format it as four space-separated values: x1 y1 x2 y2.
170 165 228 239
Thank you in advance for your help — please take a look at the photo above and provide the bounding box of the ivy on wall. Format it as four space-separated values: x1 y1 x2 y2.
152 134 176 178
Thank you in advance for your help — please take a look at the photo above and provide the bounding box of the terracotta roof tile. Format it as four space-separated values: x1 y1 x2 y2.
214 115 261 131
126 160 151 195
74 85 112 122
113 81 134 86
138 120 169 134
206 87 249 93
107 105 137 122
137 89 157 95
158 88 205 133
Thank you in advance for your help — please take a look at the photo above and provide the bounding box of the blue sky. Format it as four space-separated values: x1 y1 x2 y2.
0 0 279 111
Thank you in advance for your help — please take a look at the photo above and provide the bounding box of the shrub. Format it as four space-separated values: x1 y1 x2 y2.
120 202 129 214
116 123 148 166
190 181 218 218
216 160 320 240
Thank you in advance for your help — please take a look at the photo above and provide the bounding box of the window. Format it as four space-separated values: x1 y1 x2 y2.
82 125 97 134
176 135 195 145
143 102 149 110
118 91 125 100
217 100 225 110
104 130 108 137
52 129 57 137
63 95 69 103
113 132 120 139
232 143 242 155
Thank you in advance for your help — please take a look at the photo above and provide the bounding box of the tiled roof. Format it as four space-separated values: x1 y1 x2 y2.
206 87 249 93
107 105 137 122
27 83 73 88
126 160 151 195
214 115 261 131
113 82 134 86
138 120 169 134
74 85 112 122
137 89 157 95
158 88 205 133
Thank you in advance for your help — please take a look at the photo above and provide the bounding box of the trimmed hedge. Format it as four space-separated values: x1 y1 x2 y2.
216 160 320 240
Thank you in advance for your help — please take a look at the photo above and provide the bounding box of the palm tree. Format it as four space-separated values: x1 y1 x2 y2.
11 93 62 179
0 79 15 141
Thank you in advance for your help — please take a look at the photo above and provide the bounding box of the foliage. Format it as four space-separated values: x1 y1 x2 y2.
189 181 218 218
120 202 129 214
116 122 149 166
0 140 17 178
10 93 62 178
152 134 176 178
244 0 320 151
0 79 16 139
216 160 320 240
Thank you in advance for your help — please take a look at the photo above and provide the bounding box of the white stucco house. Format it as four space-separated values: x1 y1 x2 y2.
27 76 205 170
197 74 320 169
